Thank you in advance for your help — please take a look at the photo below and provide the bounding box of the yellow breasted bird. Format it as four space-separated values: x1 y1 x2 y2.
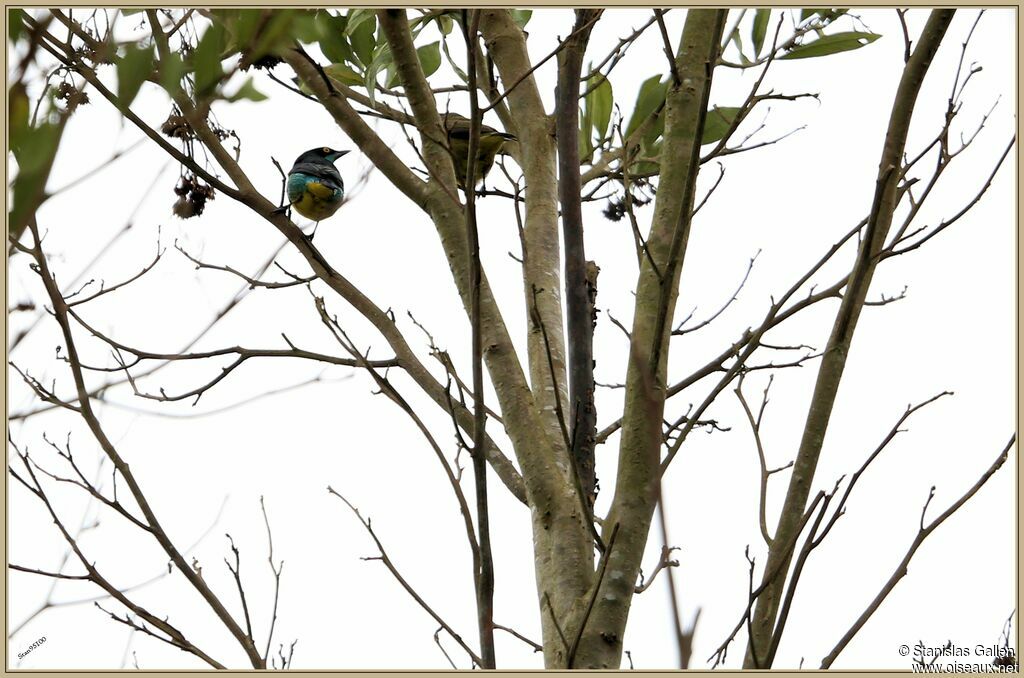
279 147 351 237
442 113 516 191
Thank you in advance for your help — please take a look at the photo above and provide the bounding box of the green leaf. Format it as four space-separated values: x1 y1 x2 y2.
780 31 881 60
417 41 441 78
813 8 849 26
640 113 664 155
582 66 612 157
440 34 468 83
319 13 354 64
384 63 399 89
701 106 742 144
631 159 659 176
579 103 594 158
248 11 299 63
349 14 377 67
438 14 454 36
346 9 376 35
346 8 378 43
408 12 428 40
214 9 295 63
226 77 268 102
120 8 144 16
208 9 237 21
752 9 770 57
509 9 532 29
729 26 752 66
643 136 663 158
10 120 63 237
589 77 612 142
324 63 363 87
159 51 186 96
12 120 60 175
383 38 439 88
216 9 256 49
192 23 226 95
297 62 364 95
407 10 431 32
799 9 846 26
625 75 667 138
9 84 29 143
291 9 329 44
116 42 154 109
363 43 392 103
8 8 25 43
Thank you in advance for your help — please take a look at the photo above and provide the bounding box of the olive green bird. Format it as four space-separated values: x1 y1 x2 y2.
442 113 517 191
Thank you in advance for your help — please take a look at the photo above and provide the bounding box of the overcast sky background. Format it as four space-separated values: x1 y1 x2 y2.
8 7 1017 670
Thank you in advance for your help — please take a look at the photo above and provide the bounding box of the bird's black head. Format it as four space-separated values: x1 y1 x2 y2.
296 146 351 165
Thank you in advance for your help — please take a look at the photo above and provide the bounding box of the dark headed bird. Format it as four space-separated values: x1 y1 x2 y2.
442 113 517 191
278 146 351 237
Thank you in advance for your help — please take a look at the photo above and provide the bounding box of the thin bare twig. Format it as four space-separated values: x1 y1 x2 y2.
543 592 570 654
820 435 1015 667
494 623 543 653
707 492 825 668
327 487 483 668
674 250 759 335
581 14 659 97
634 544 681 594
654 10 681 86
223 535 255 645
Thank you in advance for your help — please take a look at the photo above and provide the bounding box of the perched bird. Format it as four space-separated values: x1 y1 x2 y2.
442 113 516 191
279 146 350 237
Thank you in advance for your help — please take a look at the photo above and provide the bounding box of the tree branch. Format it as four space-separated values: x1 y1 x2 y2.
746 11 958 667
461 10 496 668
327 487 483 668
557 8 602 507
575 10 727 669
820 435 1015 667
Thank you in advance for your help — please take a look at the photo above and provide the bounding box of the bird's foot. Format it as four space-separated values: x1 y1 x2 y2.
271 204 291 218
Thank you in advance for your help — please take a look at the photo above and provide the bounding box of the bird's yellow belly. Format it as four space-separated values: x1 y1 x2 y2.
293 190 341 221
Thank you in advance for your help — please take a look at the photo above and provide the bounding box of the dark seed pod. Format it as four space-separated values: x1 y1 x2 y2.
160 113 194 140
172 174 215 219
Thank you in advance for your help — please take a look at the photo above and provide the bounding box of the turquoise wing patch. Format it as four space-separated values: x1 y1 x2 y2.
287 172 311 204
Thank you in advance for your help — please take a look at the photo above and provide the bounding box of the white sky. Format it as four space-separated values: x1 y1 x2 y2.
7 7 1017 670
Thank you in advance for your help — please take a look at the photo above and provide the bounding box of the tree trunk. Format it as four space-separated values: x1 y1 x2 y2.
568 10 726 669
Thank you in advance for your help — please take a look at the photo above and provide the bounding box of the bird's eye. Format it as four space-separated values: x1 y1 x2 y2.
322 147 332 154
